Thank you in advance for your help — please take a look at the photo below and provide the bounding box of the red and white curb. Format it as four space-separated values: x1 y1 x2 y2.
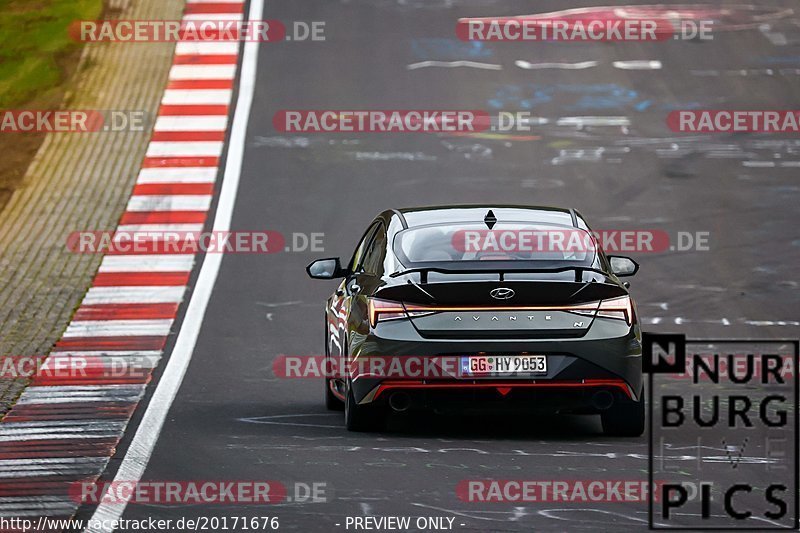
0 0 245 525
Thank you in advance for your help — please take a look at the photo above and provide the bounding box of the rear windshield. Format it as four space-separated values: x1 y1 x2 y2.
393 222 597 266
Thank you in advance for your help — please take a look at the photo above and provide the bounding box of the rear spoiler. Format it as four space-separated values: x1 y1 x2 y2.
389 265 609 283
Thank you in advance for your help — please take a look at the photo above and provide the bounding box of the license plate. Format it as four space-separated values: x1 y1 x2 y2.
460 355 547 376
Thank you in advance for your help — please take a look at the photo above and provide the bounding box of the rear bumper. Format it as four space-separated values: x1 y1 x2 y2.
368 378 633 401
348 316 643 406
366 380 633 415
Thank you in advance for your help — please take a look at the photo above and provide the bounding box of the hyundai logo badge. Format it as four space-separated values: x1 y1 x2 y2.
490 287 515 300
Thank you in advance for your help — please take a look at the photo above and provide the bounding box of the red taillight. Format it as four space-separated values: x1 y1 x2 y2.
367 297 632 326
564 301 600 317
597 296 633 325
368 299 405 327
368 299 436 327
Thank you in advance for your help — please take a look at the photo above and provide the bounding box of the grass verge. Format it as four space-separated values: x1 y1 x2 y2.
0 0 103 209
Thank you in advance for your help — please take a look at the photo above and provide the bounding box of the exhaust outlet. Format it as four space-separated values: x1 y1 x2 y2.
591 390 614 411
389 392 411 412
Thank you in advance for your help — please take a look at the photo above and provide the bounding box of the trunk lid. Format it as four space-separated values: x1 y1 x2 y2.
375 275 627 339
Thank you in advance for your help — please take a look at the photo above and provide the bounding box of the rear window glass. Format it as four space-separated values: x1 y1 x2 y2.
393 223 597 265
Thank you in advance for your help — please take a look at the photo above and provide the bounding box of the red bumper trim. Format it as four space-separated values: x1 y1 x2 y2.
371 378 633 401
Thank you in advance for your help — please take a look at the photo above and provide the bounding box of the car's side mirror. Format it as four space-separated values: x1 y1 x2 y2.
608 256 639 277
307 258 347 279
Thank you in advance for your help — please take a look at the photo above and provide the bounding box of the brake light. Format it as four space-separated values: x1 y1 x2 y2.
367 298 632 326
564 301 600 317
368 299 405 327
597 296 633 325
368 299 437 327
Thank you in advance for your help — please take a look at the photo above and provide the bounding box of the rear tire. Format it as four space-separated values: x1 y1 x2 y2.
325 378 344 411
344 381 383 432
601 392 645 437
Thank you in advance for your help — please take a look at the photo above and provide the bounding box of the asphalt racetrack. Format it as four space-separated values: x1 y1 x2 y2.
79 1 800 531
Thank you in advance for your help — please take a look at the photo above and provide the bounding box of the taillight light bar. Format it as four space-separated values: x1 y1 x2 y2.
368 299 405 327
596 296 633 325
368 298 634 327
369 299 453 327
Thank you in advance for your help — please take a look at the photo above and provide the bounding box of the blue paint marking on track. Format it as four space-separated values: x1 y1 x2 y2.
488 83 643 111
487 83 703 112
760 55 800 65
411 38 493 60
